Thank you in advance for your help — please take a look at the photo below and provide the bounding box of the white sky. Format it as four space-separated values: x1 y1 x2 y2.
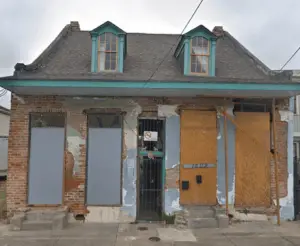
0 0 299 109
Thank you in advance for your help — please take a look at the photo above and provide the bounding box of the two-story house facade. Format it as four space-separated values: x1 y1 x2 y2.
0 21 300 222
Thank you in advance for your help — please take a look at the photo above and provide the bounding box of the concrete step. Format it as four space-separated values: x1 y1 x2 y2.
22 220 53 231
26 209 67 221
10 209 69 231
188 217 218 229
187 209 215 218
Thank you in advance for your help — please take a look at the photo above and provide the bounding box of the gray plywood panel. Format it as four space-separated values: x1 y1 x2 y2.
86 128 122 205
28 128 65 204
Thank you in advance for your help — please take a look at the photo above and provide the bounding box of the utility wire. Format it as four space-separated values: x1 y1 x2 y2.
280 46 300 71
144 0 205 85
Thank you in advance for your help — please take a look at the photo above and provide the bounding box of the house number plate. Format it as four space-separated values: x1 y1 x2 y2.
183 163 216 169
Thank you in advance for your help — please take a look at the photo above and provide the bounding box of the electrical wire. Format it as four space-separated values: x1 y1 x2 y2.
141 0 205 89
280 46 300 71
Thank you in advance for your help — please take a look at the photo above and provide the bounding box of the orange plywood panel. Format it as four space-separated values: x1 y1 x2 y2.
235 112 271 207
180 110 217 205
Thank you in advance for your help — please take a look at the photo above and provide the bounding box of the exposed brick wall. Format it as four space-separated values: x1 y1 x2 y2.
7 95 289 216
0 180 6 196
270 111 288 201
7 96 70 216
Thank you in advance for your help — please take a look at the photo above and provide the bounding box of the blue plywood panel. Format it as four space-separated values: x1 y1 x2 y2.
86 128 122 205
28 128 64 205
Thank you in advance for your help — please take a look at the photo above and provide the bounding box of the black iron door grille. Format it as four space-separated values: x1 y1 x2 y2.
138 156 163 221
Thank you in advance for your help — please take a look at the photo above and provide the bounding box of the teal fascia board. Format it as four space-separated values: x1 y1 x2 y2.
2 80 300 92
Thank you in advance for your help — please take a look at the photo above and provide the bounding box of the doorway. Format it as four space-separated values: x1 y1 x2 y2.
137 118 164 221
180 110 217 205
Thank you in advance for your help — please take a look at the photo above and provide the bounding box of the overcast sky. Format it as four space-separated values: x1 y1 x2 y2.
0 0 299 108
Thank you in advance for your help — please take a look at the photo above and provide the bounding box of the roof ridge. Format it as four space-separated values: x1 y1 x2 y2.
14 22 77 74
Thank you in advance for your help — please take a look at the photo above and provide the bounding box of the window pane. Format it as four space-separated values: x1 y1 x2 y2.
191 63 197 73
191 55 209 74
105 53 111 70
88 114 122 128
111 35 117 52
200 56 208 73
112 52 117 64
105 38 111 51
30 113 65 128
191 56 200 73
99 52 105 70
99 34 105 42
111 53 117 70
191 37 209 55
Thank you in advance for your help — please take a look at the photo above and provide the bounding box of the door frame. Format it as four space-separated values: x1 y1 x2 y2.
84 112 124 206
136 116 165 220
27 112 67 206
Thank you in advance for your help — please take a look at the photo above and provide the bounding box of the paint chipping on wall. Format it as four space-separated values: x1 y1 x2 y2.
279 110 293 122
165 165 180 189
164 189 182 215
158 105 178 117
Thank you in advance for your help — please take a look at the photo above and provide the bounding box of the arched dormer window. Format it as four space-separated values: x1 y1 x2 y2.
191 36 209 75
98 32 118 71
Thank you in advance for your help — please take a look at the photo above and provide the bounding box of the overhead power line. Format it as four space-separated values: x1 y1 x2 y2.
145 0 205 84
280 46 300 71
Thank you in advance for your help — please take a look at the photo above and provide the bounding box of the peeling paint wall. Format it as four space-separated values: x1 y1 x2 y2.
217 115 236 205
164 114 181 214
278 98 294 220
63 98 141 221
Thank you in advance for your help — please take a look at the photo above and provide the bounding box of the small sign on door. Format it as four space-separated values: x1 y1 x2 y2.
144 131 158 141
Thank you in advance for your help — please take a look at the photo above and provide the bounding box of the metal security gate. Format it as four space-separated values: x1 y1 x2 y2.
86 114 122 205
294 157 300 220
28 113 65 205
137 119 164 221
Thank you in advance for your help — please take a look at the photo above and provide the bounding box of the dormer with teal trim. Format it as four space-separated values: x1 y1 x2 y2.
174 25 217 76
90 21 126 73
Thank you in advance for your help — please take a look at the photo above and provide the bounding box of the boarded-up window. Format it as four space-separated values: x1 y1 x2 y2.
86 114 122 205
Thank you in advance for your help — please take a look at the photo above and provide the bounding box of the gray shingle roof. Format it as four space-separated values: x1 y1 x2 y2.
5 22 292 83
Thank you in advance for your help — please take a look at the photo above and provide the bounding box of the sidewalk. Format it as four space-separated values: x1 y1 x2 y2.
0 220 299 246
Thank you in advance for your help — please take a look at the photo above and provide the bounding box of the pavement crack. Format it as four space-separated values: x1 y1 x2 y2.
223 233 238 246
281 236 297 246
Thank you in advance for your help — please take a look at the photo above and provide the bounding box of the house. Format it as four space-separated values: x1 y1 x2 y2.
293 70 300 158
0 21 299 223
0 106 10 198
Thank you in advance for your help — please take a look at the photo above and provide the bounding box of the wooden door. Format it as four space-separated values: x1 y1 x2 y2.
180 110 217 205
235 112 271 207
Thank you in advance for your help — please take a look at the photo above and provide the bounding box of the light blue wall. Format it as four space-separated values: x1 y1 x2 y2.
280 97 295 220
217 116 236 205
164 116 181 214
120 114 138 218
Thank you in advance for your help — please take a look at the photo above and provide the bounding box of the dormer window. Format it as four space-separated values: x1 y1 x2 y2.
98 33 118 71
90 21 126 73
191 37 209 75
174 25 217 77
